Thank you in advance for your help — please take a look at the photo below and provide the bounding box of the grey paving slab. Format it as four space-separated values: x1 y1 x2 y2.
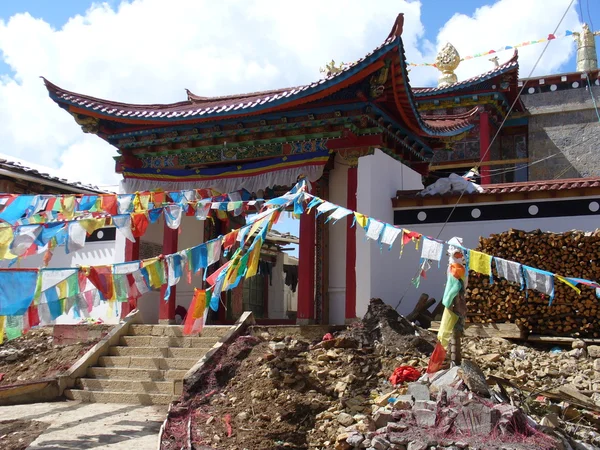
0 400 166 450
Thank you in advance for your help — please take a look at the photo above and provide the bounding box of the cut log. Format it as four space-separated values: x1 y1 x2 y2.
429 322 525 339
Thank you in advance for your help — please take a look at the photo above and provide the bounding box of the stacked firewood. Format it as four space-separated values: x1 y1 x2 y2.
465 229 600 337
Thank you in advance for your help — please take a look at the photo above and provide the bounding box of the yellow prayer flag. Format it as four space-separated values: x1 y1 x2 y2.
146 260 165 289
437 307 459 348
61 196 76 220
556 275 581 295
354 212 368 228
469 250 492 276
0 226 14 260
78 218 106 235
192 289 206 319
246 242 262 278
0 316 5 345
57 279 68 299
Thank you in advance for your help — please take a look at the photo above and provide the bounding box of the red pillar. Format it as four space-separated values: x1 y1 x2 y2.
159 223 178 324
345 166 357 322
479 111 491 185
297 204 316 323
120 237 139 318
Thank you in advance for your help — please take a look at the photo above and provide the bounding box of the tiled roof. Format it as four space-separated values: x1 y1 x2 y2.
395 177 600 199
420 106 482 133
43 14 477 139
412 52 519 97
0 155 107 193
43 35 399 121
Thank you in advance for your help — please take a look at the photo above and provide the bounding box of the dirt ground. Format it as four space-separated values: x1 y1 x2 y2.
161 299 600 450
0 419 49 450
0 326 110 385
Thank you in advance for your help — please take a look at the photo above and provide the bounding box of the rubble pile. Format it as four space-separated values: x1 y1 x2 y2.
161 299 600 449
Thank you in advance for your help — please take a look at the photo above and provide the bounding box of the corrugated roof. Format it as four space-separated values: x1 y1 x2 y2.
0 154 107 193
395 177 600 200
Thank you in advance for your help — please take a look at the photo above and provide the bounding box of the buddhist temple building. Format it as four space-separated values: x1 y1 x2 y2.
43 13 600 323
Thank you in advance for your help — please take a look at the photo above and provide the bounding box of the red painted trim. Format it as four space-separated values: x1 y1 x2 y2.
120 238 140 318
479 112 491 184
297 202 316 320
326 133 383 150
159 224 178 321
345 167 357 320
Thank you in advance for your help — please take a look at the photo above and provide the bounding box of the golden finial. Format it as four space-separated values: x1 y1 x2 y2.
435 43 461 88
319 59 345 77
572 23 600 72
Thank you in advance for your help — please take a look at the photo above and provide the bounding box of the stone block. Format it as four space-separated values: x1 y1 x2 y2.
392 395 413 410
407 383 430 401
588 345 600 359
413 400 437 411
346 432 365 447
371 436 391 450
407 441 428 450
413 408 436 428
373 410 394 429
455 403 500 435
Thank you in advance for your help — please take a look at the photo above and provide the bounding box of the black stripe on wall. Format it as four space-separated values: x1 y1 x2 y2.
85 227 117 243
394 198 600 226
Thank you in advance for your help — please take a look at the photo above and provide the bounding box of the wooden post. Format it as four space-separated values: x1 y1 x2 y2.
479 111 491 185
120 237 140 319
159 223 178 324
345 166 357 323
297 203 316 324
450 330 462 366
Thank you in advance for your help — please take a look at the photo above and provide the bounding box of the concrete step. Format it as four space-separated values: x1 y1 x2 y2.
128 324 230 338
119 335 218 348
78 378 181 395
108 346 209 358
98 356 200 370
87 366 188 381
65 388 177 405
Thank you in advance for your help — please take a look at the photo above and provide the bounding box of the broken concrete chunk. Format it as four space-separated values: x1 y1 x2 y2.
588 345 600 358
413 408 436 428
392 395 413 410
373 410 394 429
407 382 430 401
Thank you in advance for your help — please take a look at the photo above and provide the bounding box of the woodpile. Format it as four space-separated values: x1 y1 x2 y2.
466 229 600 337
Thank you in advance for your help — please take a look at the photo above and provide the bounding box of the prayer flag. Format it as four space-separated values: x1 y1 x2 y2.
469 250 492 276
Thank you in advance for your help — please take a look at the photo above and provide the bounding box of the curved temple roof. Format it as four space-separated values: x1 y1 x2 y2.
42 14 478 140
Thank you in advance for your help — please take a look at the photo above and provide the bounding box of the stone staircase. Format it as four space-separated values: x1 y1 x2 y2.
65 324 230 405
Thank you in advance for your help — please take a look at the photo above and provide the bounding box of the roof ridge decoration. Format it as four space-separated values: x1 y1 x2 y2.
413 51 519 97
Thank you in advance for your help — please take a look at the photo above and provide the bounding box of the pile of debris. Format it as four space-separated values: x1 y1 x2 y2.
0 327 109 385
160 299 600 449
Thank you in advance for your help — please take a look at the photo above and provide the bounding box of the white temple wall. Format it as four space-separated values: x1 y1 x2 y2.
356 149 424 319
327 154 349 325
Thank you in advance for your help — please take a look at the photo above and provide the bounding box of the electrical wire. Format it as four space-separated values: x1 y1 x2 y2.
433 0 576 240
586 0 595 32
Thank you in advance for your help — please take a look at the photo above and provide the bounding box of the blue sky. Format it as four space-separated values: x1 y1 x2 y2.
0 0 596 191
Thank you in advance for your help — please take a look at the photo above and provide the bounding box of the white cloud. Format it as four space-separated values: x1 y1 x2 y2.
432 0 581 81
0 0 582 186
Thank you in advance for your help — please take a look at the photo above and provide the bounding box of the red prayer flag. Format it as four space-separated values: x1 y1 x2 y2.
222 230 238 251
87 266 115 300
101 195 118 215
402 230 421 246
206 261 230 286
131 213 149 237
27 305 40 329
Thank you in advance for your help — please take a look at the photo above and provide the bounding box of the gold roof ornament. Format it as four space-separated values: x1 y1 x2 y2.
435 42 461 88
319 60 345 77
489 56 500 68
573 23 600 72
